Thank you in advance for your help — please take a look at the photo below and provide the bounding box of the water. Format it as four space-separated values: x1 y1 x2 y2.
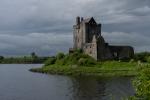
0 64 135 100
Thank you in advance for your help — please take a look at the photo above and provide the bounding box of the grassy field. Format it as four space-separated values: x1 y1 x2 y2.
30 51 141 76
30 61 139 77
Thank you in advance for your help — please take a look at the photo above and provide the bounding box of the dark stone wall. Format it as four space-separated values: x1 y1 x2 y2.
108 46 134 60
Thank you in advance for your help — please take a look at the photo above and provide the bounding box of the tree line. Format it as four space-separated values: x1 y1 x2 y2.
0 52 50 64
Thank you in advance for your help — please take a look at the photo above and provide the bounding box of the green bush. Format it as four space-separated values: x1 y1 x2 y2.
63 51 84 65
75 49 83 54
134 52 150 62
129 59 134 63
44 50 97 67
78 57 96 66
44 57 56 66
146 56 150 63
56 52 65 60
55 59 65 65
86 57 97 65
78 58 86 66
130 66 150 99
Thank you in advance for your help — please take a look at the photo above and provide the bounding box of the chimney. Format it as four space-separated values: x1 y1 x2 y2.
76 16 80 25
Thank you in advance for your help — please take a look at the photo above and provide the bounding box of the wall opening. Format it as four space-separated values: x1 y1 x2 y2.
113 52 119 59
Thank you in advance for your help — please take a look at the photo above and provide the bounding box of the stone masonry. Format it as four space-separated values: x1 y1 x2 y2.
71 16 134 60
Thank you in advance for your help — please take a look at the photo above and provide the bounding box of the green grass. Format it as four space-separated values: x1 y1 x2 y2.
30 51 139 77
100 61 137 70
30 61 138 77
126 64 150 100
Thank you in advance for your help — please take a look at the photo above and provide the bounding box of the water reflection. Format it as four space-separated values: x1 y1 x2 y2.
0 64 135 100
69 76 135 100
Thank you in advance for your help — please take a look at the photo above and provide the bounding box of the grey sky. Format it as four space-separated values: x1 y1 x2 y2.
0 0 150 56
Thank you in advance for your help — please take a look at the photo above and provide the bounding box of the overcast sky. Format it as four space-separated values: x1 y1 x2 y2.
0 0 150 56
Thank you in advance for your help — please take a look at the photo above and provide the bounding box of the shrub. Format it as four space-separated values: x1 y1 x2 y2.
86 57 96 65
64 52 82 65
45 51 97 67
56 52 65 60
75 49 83 54
78 57 96 66
129 59 134 63
44 57 56 66
131 66 150 99
146 56 150 63
78 58 86 66
55 59 65 65
134 52 150 62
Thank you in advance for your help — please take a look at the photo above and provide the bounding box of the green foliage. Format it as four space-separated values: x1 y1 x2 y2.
75 49 83 53
31 61 138 77
31 50 144 78
31 52 38 58
129 59 134 63
134 52 150 62
0 56 4 63
0 56 48 64
44 57 56 66
30 52 40 63
78 57 96 66
0 56 4 60
78 58 86 66
128 64 150 99
49 50 97 67
39 51 139 77
146 56 150 63
55 59 65 65
56 52 65 60
100 61 137 71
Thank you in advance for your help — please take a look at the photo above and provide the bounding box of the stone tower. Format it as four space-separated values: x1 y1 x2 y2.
73 16 101 49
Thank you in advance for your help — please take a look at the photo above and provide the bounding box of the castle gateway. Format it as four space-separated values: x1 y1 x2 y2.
70 16 134 60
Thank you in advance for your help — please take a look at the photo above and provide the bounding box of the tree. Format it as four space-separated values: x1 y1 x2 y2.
31 52 37 58
0 56 4 60
30 52 38 63
0 56 4 63
56 52 65 60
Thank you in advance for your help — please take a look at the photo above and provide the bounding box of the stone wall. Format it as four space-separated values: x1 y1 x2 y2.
83 43 97 60
109 46 134 59
72 16 134 60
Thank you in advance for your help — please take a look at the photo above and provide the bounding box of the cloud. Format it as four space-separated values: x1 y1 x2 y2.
129 6 150 16
0 0 149 56
0 32 72 56
102 32 150 52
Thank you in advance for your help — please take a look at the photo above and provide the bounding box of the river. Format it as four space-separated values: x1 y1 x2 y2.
0 64 135 100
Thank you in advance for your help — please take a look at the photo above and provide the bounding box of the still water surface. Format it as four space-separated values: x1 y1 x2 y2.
0 64 135 100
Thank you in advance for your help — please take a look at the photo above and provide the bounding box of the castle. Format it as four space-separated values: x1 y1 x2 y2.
70 16 134 60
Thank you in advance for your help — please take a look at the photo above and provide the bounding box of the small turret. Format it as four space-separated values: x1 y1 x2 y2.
76 16 80 25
